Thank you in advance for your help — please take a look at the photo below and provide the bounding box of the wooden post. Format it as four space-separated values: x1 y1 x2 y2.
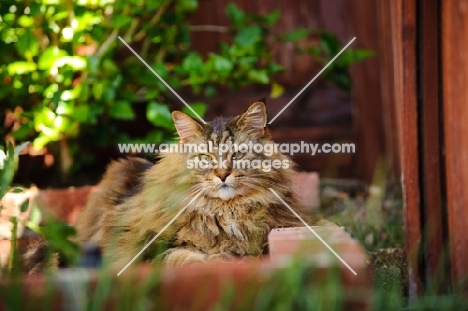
382 0 468 294
442 0 468 289
346 0 387 182
418 0 448 293
398 0 423 296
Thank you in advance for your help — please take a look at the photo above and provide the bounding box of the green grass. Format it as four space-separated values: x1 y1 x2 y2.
1 258 467 310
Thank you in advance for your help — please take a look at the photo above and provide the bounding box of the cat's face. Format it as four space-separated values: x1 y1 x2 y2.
172 101 281 201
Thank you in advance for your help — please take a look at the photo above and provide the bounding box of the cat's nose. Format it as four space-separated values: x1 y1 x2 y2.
217 171 231 182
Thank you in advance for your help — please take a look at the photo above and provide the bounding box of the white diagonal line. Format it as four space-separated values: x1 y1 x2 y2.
269 188 357 275
268 37 356 124
117 36 207 124
117 190 204 276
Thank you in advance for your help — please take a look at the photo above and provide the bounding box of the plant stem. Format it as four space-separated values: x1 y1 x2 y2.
95 28 119 58
8 216 18 274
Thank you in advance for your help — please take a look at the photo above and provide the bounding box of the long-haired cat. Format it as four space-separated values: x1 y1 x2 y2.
28 100 326 272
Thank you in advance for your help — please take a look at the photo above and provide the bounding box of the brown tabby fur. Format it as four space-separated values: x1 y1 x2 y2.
72 101 325 269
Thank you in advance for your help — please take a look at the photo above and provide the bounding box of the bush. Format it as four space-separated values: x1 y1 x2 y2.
0 0 372 174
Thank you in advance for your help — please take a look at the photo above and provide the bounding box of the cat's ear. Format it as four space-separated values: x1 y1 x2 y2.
172 111 203 142
237 100 267 135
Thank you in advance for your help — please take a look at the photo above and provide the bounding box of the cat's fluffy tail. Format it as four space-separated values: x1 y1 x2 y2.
22 238 58 275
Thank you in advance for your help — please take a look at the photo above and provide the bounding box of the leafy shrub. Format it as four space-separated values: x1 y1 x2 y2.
0 0 372 173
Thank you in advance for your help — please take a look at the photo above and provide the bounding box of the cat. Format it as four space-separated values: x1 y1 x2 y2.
26 100 327 272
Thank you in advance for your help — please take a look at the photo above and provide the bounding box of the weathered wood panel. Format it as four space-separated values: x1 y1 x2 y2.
442 0 468 289
419 0 447 293
346 1 386 181
381 0 468 294
392 0 423 296
377 0 401 181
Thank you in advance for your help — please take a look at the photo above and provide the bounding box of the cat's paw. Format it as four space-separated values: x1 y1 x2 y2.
162 248 208 266
206 253 236 263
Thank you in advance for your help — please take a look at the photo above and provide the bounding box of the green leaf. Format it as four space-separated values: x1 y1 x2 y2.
270 82 284 98
20 199 29 213
212 55 233 72
147 101 174 130
266 62 284 74
7 62 37 75
325 70 352 91
335 50 353 68
102 59 119 73
354 49 376 60
234 26 262 47
12 124 33 141
33 135 53 151
280 28 310 42
39 221 79 265
248 70 269 84
32 107 62 147
88 103 105 123
319 30 341 55
55 56 87 70
43 83 59 99
109 101 135 120
74 12 102 33
175 0 198 12
38 47 68 70
264 10 281 26
56 100 74 115
18 15 35 28
53 115 73 132
15 29 39 58
145 89 160 100
34 107 56 129
226 3 245 27
181 102 207 119
182 52 204 72
29 206 42 226
0 143 16 199
152 62 169 80
111 15 133 28
209 54 233 77
92 83 103 100
0 149 7 171
53 10 70 21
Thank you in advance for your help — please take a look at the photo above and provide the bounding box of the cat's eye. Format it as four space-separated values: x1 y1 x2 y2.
232 151 245 160
199 154 212 163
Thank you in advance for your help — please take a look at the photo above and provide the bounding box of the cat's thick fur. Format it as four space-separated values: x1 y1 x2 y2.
27 101 326 272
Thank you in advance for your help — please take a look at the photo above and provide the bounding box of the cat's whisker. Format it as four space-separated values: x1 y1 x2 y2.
238 177 290 191
237 181 267 192
181 185 206 202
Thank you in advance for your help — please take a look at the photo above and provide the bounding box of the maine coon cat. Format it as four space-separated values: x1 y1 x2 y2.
73 100 325 268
